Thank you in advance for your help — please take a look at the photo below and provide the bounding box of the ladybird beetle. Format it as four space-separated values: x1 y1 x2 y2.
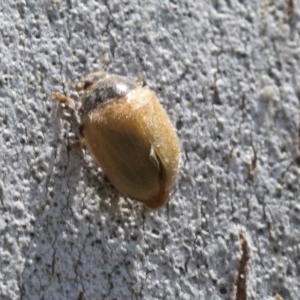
52 70 180 208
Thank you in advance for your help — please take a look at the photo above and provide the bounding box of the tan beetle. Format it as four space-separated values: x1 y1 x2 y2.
52 70 180 208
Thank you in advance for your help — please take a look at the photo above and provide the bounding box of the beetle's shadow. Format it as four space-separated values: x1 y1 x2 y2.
78 145 147 217
21 104 148 299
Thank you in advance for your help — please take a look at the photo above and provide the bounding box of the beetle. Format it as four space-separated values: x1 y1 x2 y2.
52 70 180 208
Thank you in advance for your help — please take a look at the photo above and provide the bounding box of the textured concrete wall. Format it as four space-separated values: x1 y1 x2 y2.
1 1 300 299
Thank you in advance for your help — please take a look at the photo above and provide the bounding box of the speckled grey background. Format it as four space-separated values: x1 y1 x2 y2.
1 1 300 299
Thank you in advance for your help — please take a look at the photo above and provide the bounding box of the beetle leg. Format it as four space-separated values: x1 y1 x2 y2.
52 92 76 110
134 74 145 86
78 123 85 137
72 138 86 149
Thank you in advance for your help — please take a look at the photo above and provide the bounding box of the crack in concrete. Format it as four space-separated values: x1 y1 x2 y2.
233 232 250 300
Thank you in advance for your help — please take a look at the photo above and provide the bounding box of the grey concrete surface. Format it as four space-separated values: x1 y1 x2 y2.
1 0 300 299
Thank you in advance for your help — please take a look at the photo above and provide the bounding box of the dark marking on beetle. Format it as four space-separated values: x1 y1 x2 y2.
80 74 138 115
